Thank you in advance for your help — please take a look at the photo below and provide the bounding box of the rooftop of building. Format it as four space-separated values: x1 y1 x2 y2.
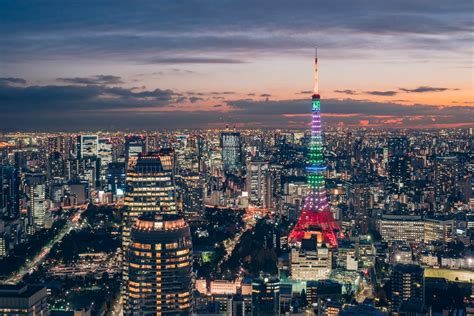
0 283 46 298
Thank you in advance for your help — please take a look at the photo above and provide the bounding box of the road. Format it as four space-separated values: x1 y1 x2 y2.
6 205 87 284
219 207 270 267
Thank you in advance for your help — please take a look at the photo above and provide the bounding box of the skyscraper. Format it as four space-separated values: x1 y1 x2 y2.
220 131 241 171
178 173 204 222
0 165 20 219
251 275 280 315
98 138 113 186
76 135 98 159
246 159 271 209
122 150 177 249
390 264 424 312
388 136 409 194
289 50 338 248
26 173 46 231
122 150 178 310
434 156 459 210
125 135 146 168
124 214 193 315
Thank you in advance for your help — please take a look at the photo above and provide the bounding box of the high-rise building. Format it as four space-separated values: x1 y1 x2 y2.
289 50 338 248
98 138 113 186
390 264 424 312
434 156 459 210
125 135 146 168
178 173 204 222
107 162 126 198
47 151 65 181
122 150 177 309
0 165 20 219
388 136 409 194
0 283 49 315
251 275 280 315
76 135 98 159
26 173 46 231
124 214 192 315
123 150 177 248
246 159 271 209
220 131 241 171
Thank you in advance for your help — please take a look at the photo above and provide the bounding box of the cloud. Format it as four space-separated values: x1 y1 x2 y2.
365 90 398 96
298 90 313 94
57 75 123 85
1 1 471 65
189 96 204 103
260 93 272 97
0 90 472 131
0 77 27 85
147 57 245 64
399 86 451 93
0 83 178 112
334 89 358 95
210 91 235 95
225 97 474 128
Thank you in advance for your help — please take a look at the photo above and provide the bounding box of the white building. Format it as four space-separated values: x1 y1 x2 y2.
290 236 332 281
378 215 424 243
246 159 270 209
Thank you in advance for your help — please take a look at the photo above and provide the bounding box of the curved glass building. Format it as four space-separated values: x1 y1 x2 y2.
125 213 193 315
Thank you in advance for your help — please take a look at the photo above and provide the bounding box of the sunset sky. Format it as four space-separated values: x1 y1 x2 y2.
1 0 473 131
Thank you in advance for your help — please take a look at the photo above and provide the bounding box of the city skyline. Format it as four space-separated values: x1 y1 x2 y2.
1 1 473 131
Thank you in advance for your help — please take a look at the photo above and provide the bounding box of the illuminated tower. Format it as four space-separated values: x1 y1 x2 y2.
288 50 338 248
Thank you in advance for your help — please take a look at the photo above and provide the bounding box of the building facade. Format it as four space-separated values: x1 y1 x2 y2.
124 214 192 315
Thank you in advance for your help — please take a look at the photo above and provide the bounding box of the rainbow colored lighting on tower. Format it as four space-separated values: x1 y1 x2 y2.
288 49 339 248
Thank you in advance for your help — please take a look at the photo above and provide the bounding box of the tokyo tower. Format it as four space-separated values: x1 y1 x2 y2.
288 49 339 248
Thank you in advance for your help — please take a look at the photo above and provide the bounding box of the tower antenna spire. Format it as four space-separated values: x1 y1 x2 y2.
314 47 319 96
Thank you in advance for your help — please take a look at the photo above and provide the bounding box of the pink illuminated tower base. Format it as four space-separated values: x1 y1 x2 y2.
288 50 339 248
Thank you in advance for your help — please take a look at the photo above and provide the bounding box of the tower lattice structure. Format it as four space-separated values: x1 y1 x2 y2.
288 50 339 248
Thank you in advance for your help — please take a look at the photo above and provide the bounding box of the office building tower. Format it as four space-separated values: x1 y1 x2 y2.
122 150 177 309
0 165 20 219
107 162 126 198
0 233 6 258
220 131 241 171
178 173 204 222
388 136 409 194
390 264 424 312
0 283 49 315
125 135 146 167
77 157 100 191
434 156 459 210
48 151 65 180
289 50 338 247
123 150 177 248
76 135 98 159
124 214 192 315
26 173 46 231
98 138 113 185
246 159 271 209
251 275 280 315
